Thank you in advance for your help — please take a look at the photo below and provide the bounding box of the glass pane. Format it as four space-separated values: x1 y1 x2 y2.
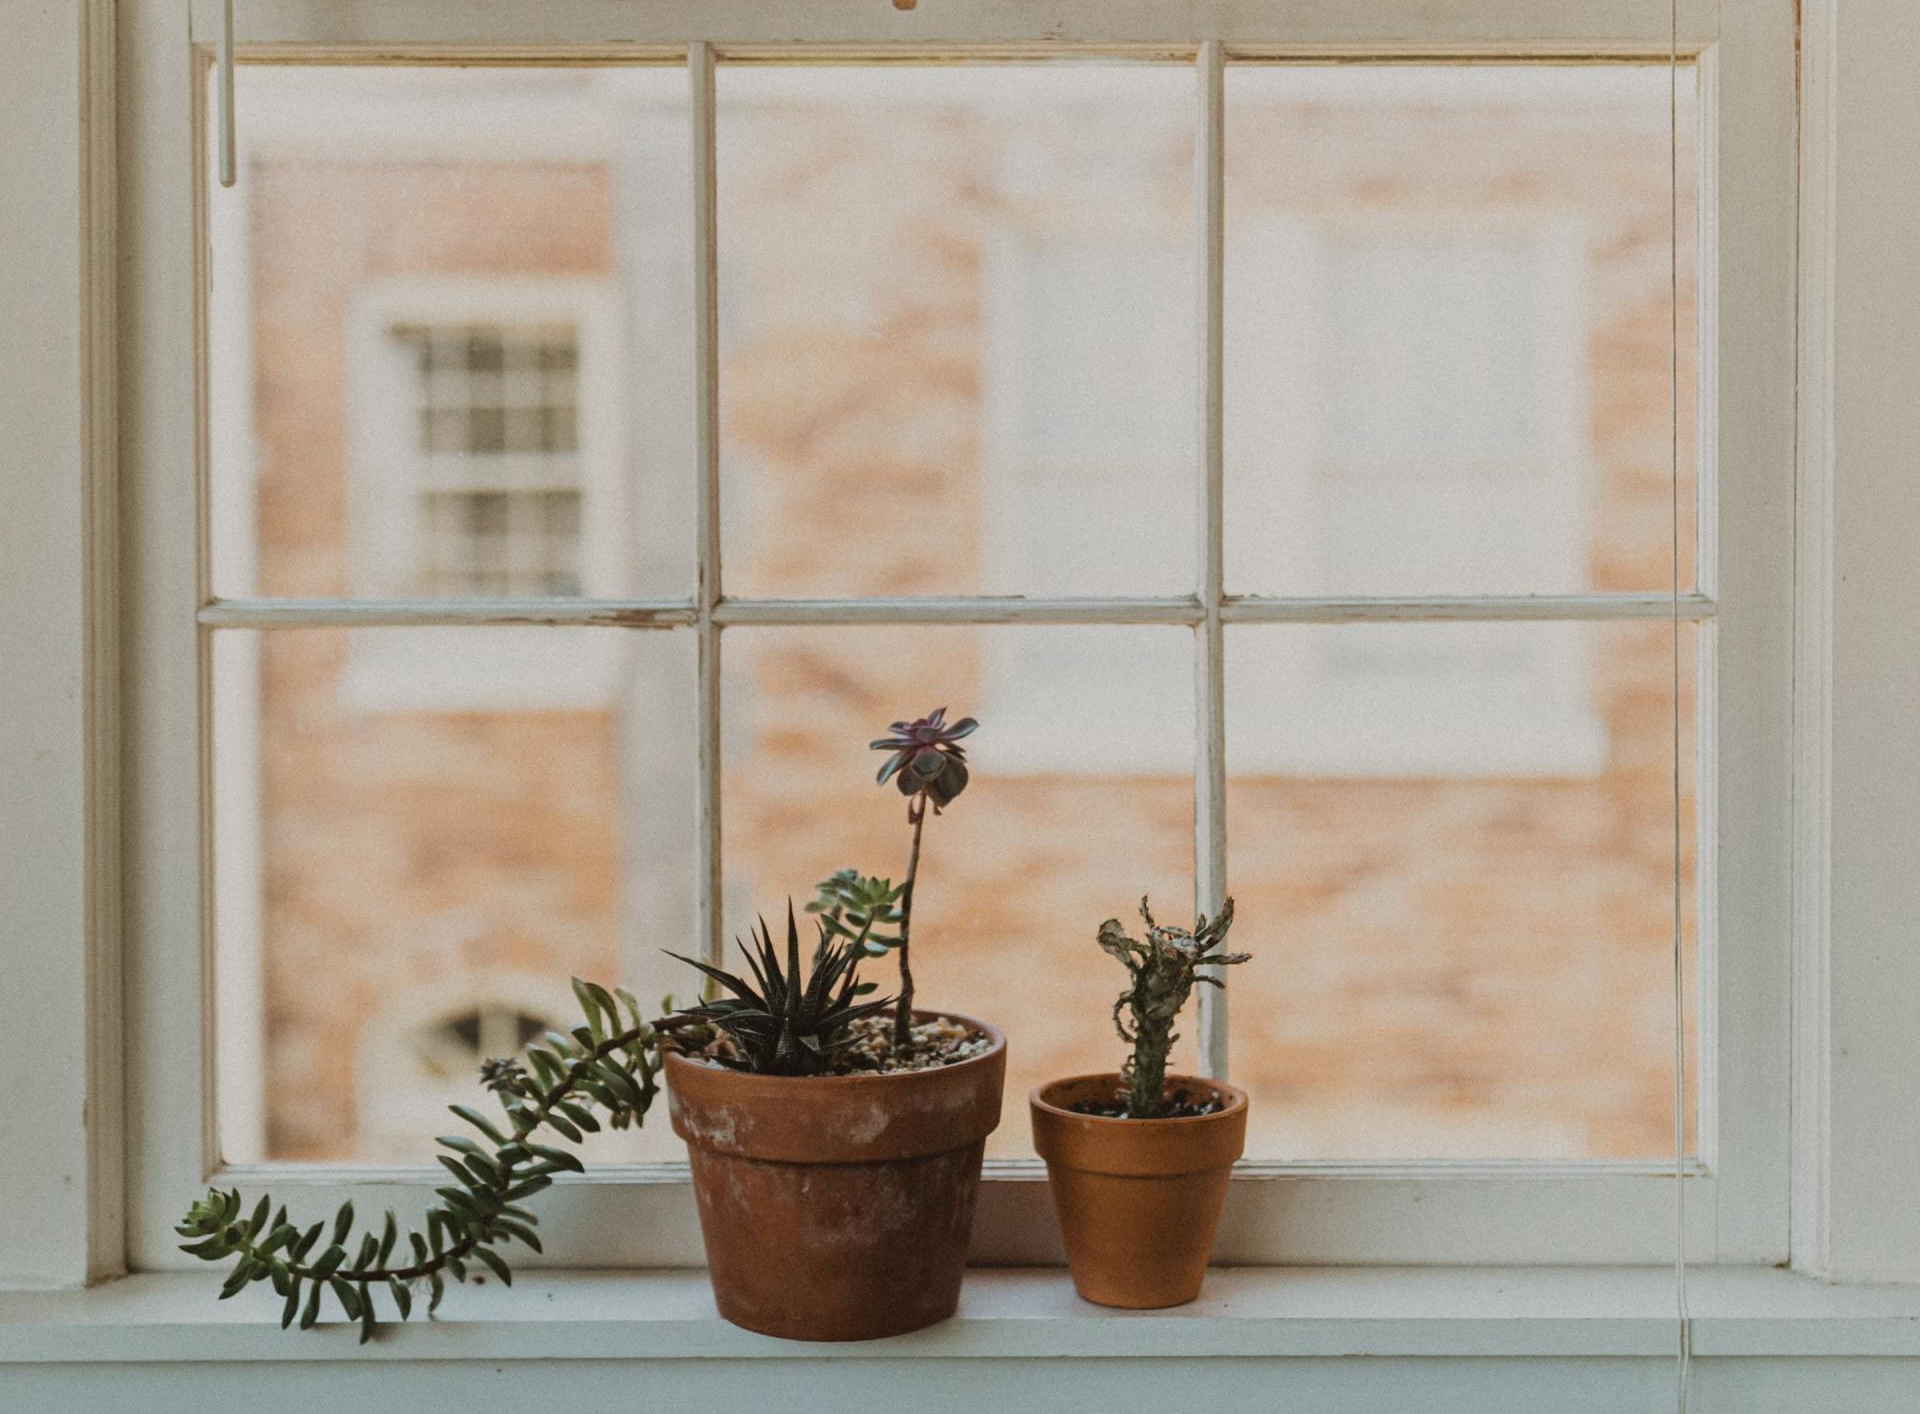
1224 63 1700 596
1225 619 1699 1160
721 624 1196 1157
207 65 695 601
717 63 1197 599
212 627 696 1163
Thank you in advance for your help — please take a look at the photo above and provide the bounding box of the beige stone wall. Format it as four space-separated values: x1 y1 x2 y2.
245 89 1699 1164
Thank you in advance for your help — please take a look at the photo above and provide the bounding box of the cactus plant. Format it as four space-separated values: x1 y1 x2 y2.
1098 897 1250 1119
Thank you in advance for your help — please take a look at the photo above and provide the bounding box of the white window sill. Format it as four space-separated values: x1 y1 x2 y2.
5 1266 1920 1364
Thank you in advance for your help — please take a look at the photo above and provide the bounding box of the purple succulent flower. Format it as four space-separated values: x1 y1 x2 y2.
870 706 977 812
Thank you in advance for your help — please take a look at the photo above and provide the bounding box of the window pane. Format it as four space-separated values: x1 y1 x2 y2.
721 625 1196 1158
1225 620 1699 1160
1224 63 1700 596
212 627 696 1164
717 63 1197 599
207 66 695 601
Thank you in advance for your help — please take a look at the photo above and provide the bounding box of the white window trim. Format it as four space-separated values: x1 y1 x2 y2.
337 277 629 712
88 0 1808 1279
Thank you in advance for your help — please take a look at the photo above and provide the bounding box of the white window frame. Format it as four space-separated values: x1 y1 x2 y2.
109 0 1799 1274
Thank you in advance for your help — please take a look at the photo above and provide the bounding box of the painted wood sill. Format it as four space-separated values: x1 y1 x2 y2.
5 1266 1920 1363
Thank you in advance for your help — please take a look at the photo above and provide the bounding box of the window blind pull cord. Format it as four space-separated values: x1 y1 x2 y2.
1670 0 1693 1407
217 0 236 188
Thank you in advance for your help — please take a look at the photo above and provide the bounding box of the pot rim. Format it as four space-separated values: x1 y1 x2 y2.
1029 1071 1249 1126
662 1009 1005 1088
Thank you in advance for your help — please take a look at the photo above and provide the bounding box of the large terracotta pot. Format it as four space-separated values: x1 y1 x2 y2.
1030 1072 1247 1309
665 1014 1006 1341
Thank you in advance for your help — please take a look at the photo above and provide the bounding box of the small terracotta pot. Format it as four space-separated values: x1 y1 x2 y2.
1030 1073 1247 1309
665 1014 1006 1342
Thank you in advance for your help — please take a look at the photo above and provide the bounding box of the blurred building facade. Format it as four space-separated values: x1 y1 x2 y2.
213 65 1699 1165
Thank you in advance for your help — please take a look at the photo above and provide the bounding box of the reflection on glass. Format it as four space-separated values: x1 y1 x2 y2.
1224 63 1699 595
213 627 695 1163
1225 620 1699 1160
717 64 1197 599
720 625 1197 1158
206 65 695 601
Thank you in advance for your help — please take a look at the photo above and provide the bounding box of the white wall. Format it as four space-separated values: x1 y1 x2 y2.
1824 0 1920 1284
0 0 120 1289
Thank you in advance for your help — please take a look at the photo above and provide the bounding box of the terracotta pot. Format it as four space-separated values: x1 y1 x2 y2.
665 1014 1006 1341
1030 1072 1247 1309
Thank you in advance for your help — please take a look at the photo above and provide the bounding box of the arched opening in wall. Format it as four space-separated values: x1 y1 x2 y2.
355 974 574 1163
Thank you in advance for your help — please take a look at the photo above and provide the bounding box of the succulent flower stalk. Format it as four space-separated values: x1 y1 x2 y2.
869 707 977 1046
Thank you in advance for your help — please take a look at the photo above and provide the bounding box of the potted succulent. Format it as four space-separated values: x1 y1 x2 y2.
1030 897 1251 1309
660 706 1005 1341
173 706 1004 1344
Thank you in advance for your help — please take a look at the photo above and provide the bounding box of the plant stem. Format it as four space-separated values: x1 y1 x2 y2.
893 794 928 1047
1129 1016 1169 1120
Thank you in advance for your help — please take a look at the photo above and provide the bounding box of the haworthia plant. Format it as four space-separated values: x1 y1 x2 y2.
175 978 658 1342
661 901 890 1077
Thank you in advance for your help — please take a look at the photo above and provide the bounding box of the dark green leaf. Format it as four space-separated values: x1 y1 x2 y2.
292 1221 325 1261
494 1219 542 1253
571 977 607 1038
389 1277 413 1321
438 1154 484 1191
472 1246 512 1286
329 1200 355 1248
449 1105 508 1146
329 1277 360 1320
218 1258 255 1300
526 1144 584 1175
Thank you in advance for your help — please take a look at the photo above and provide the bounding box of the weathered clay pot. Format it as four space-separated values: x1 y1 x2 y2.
1030 1072 1247 1309
665 1014 1006 1341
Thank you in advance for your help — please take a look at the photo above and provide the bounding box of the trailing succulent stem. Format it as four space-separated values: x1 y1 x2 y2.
662 902 890 1076
176 979 659 1342
1099 897 1250 1119
869 707 976 1046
